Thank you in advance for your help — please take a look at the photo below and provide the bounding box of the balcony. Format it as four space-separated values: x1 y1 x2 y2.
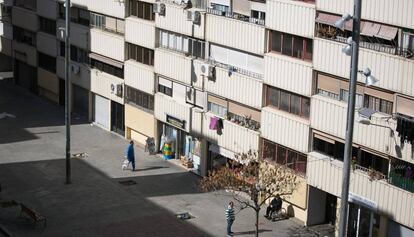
70 0 125 19
91 68 124 104
316 0 414 29
37 32 57 57
261 107 310 153
12 6 38 31
37 0 57 19
155 3 205 39
124 60 155 95
264 53 313 96
0 22 12 40
154 48 192 85
266 0 315 38
154 93 192 132
202 112 260 154
311 95 392 154
90 28 124 62
57 56 91 90
0 37 12 56
205 13 265 55
203 61 263 109
307 151 414 229
313 38 414 97
57 20 89 50
125 17 155 49
12 40 37 66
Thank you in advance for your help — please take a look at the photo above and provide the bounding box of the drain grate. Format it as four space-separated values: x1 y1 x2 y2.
118 180 137 186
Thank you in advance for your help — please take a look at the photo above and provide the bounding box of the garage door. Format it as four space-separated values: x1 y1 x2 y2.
94 94 110 130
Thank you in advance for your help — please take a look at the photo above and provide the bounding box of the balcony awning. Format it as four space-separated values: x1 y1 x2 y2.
89 53 124 69
360 22 380 37
376 25 399 41
316 12 398 40
315 12 353 31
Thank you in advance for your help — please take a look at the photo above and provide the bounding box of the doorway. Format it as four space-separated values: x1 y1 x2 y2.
348 203 380 237
325 193 337 225
111 101 124 136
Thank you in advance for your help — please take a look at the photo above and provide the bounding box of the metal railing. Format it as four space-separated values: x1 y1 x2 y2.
208 58 263 80
206 8 265 26
317 34 413 59
389 172 414 193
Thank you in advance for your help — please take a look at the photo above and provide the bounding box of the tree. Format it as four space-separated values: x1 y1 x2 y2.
199 150 300 237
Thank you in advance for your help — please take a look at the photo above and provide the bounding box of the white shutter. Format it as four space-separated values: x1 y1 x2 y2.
94 94 110 129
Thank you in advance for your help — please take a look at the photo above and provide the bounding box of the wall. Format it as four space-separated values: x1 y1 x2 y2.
56 56 91 90
264 53 313 96
37 0 57 19
56 20 89 50
206 14 265 55
125 17 155 49
125 104 156 140
12 7 38 31
12 41 37 67
154 48 192 85
154 93 191 132
261 107 310 153
71 0 125 19
90 69 124 104
90 29 125 62
37 32 57 57
124 60 155 95
266 0 315 38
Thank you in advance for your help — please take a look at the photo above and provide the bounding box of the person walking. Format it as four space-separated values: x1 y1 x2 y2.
225 201 235 236
125 140 135 171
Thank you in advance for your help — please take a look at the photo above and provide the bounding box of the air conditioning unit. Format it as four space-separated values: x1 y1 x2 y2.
186 11 201 24
116 84 123 97
153 3 166 16
200 63 215 78
71 64 80 75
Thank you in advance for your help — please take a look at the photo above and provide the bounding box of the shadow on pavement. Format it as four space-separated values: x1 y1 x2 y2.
0 158 212 237
0 84 88 144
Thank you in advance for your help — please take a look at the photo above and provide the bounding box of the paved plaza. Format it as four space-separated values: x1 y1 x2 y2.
0 83 322 237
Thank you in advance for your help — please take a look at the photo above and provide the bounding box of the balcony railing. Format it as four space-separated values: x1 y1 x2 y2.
206 8 265 26
389 172 414 193
208 58 263 80
316 29 413 59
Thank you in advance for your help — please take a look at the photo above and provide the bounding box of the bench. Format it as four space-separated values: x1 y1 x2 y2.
19 204 47 228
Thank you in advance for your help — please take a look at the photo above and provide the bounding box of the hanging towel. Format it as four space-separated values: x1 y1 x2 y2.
210 117 219 130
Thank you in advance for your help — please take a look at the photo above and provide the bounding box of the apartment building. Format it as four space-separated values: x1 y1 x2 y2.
0 0 413 236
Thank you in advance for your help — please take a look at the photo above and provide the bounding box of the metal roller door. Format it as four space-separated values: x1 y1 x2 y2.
94 94 110 130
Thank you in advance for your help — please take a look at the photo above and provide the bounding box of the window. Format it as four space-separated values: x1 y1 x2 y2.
207 95 228 117
128 0 155 21
126 43 154 66
13 27 36 46
340 89 364 108
90 13 125 35
251 10 265 21
91 59 124 78
261 139 307 175
60 42 90 64
39 17 56 35
158 84 172 96
158 30 205 59
58 3 90 26
125 86 154 111
364 94 393 114
38 52 56 73
269 30 313 61
266 86 310 118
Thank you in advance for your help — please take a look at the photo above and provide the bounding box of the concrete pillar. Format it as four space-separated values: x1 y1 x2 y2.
378 215 388 237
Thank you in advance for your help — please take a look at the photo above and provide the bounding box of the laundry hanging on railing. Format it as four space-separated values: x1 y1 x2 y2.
396 115 414 147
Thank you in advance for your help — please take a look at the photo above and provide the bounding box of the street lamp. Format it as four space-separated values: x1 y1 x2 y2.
64 0 71 184
334 1 377 236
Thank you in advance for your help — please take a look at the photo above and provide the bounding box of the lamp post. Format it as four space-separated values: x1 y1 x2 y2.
65 0 71 184
337 0 362 236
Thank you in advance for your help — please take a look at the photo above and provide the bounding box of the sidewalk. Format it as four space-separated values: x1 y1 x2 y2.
0 84 318 237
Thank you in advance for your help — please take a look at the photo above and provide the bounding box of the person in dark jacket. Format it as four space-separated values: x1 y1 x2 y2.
125 140 135 171
264 195 282 219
